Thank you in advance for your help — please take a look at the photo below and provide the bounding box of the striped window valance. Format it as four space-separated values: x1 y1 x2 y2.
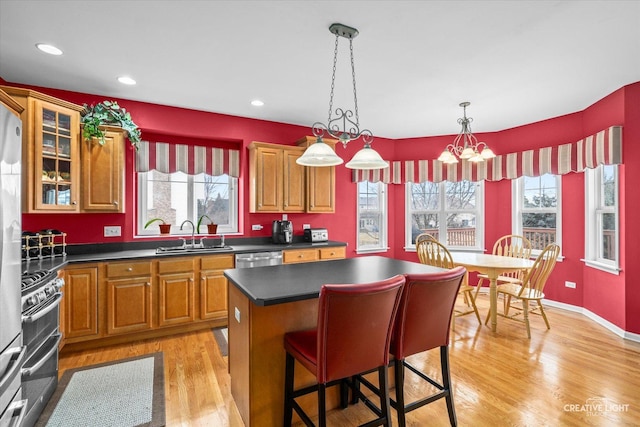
136 140 240 177
353 126 622 184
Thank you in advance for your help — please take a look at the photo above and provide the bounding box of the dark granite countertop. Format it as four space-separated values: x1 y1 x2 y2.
224 256 445 306
22 238 347 274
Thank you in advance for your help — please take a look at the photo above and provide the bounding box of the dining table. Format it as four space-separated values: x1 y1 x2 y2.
451 252 535 332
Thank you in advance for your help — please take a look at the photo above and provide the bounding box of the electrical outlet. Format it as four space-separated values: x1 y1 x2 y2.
565 281 576 289
303 224 311 229
252 224 263 231
235 307 241 323
104 226 121 237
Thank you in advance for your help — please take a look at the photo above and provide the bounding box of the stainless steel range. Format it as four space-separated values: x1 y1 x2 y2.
19 270 63 427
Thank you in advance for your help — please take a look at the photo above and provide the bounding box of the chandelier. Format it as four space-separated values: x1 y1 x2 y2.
438 102 495 164
297 23 388 170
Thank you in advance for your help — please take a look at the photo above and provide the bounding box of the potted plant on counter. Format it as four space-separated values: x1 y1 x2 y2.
81 100 142 150
144 218 171 234
197 215 218 234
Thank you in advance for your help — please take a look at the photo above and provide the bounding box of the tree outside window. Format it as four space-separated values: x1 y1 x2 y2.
407 181 483 249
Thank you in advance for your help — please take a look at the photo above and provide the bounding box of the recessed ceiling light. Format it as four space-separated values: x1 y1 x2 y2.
117 76 137 85
36 43 63 56
251 99 264 107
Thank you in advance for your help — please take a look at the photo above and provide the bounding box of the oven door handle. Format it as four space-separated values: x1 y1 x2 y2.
21 333 62 377
5 399 28 427
0 346 27 395
21 292 63 323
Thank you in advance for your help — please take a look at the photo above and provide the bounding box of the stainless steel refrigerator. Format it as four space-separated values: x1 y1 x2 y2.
0 100 27 425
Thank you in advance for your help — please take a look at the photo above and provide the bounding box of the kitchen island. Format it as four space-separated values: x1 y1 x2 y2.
224 256 444 427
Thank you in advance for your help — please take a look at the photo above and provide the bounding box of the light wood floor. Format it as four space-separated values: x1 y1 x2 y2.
58 294 640 426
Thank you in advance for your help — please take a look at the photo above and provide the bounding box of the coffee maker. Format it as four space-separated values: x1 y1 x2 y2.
272 220 293 244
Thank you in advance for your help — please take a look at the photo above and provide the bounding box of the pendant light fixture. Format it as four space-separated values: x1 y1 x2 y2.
297 23 388 170
438 102 496 164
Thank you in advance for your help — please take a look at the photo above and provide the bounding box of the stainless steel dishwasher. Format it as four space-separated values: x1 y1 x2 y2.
235 251 283 268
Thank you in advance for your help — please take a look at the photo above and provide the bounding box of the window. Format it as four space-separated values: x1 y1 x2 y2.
512 174 561 255
406 181 484 250
357 181 387 252
138 170 238 236
585 165 619 273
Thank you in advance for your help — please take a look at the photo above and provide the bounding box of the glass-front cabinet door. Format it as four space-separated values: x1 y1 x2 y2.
34 101 80 211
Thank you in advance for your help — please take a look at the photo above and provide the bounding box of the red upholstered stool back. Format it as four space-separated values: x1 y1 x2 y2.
316 274 405 384
391 267 466 359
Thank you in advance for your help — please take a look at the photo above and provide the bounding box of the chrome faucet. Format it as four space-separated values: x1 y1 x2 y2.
180 220 196 248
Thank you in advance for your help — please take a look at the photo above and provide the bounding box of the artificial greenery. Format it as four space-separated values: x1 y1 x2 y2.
144 218 167 228
196 215 216 234
81 100 142 150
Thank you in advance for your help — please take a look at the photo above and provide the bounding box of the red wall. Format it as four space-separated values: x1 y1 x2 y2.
5 78 638 333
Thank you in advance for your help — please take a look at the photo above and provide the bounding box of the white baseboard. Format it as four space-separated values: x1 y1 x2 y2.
475 288 640 343
543 299 640 343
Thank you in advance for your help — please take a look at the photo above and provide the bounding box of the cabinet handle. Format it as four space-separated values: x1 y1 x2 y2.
72 201 77 205
145 282 150 286
189 278 194 284
127 267 133 271
298 254 303 258
330 252 335 256
113 201 118 206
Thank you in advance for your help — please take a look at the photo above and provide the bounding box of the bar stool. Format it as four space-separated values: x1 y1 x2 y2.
353 267 465 426
283 275 405 427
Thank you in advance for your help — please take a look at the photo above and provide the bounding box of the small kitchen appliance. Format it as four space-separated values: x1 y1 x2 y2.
272 220 293 244
303 228 328 243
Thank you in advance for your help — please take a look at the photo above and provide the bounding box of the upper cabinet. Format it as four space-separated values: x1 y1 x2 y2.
249 141 305 213
1 86 126 213
1 86 84 212
249 138 336 214
296 136 336 213
81 125 125 212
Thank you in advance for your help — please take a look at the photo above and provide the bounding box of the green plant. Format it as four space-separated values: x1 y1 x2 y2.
81 100 142 150
196 215 216 233
144 218 166 229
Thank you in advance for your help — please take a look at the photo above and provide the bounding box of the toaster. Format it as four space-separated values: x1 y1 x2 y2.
304 228 328 243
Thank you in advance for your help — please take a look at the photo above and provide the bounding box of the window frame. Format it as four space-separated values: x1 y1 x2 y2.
356 181 388 254
512 174 562 257
584 164 620 274
137 171 239 237
405 180 485 252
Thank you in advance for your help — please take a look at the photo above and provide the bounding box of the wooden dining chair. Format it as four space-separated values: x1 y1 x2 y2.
488 243 560 338
416 237 480 325
474 234 532 299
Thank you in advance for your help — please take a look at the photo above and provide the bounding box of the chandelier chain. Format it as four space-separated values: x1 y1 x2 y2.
350 38 360 127
327 33 340 124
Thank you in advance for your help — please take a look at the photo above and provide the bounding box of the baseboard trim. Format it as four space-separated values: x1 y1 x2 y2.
475 288 640 343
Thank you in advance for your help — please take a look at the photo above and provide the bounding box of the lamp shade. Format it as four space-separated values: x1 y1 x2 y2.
296 138 344 167
345 144 388 170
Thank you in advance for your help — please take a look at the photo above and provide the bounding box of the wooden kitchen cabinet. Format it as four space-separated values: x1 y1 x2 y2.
63 265 99 340
297 136 337 213
200 254 234 321
81 125 125 212
283 246 346 264
1 86 84 212
105 260 153 335
157 257 196 327
249 141 305 213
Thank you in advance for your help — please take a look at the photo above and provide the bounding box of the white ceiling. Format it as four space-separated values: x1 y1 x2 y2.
1 1 639 139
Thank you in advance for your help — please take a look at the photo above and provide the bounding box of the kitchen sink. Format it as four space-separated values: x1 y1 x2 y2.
156 245 234 254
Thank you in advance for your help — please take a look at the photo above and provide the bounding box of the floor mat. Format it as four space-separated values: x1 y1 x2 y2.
36 352 165 427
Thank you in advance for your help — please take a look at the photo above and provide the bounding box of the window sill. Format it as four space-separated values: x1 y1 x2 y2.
582 259 621 275
356 247 389 255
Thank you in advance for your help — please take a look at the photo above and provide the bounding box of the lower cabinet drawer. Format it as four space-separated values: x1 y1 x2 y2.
319 246 346 260
106 261 152 278
283 249 319 264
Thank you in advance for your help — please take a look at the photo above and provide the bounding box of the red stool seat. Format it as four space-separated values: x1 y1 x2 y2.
283 274 405 427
